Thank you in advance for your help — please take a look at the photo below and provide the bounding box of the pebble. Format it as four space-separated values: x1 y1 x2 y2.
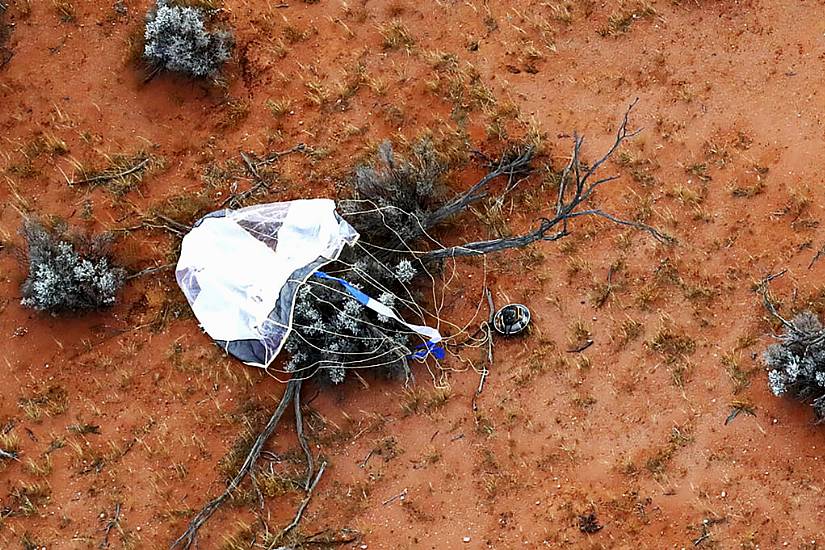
463 536 471 543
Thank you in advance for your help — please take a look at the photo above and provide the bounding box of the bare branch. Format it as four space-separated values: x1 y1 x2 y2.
272 461 328 546
220 144 306 209
70 158 150 186
169 380 299 550
755 269 797 333
580 98 641 185
100 502 122 549
565 209 672 243
418 222 566 260
423 146 535 230
293 378 314 491
126 263 175 280
420 99 669 261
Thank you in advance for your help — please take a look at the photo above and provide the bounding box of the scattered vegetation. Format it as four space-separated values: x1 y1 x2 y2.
379 19 415 51
20 219 125 313
143 0 233 77
11 482 51 516
69 151 162 195
53 0 75 23
647 325 696 363
599 1 656 37
614 317 643 349
645 425 693 477
19 386 69 421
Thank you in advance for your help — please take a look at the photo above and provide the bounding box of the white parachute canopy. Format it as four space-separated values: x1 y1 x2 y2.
175 199 443 369
176 199 359 368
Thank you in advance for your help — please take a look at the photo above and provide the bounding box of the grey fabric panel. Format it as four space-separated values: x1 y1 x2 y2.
215 338 266 365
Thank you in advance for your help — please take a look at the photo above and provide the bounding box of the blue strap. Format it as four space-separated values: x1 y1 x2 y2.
410 341 447 361
314 271 371 305
314 271 444 361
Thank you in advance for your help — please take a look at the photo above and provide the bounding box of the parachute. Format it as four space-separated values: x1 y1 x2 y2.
175 199 442 368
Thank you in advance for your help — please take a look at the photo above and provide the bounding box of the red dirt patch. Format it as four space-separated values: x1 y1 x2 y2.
1 0 824 548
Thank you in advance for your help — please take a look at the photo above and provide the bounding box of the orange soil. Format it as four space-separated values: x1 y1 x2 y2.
2 0 825 548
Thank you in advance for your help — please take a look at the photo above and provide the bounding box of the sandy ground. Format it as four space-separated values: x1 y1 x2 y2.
1 0 825 548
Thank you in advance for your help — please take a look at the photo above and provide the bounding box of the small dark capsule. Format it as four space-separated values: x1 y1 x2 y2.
493 304 531 336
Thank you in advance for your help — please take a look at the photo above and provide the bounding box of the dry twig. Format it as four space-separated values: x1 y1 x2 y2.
70 158 151 186
100 502 122 549
293 379 314 490
269 460 328 547
220 144 306 209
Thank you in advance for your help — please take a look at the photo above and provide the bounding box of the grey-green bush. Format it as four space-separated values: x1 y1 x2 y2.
284 140 444 385
763 310 825 420
143 0 233 78
20 220 125 313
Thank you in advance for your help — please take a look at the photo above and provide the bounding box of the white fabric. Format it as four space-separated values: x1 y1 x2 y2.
178 217 282 341
363 297 442 343
176 199 359 346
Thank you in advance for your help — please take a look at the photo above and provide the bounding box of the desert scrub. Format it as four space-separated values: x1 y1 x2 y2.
20 219 125 313
143 0 233 77
763 310 825 420
284 140 446 385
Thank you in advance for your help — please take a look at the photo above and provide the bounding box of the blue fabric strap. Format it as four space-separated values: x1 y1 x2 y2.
410 341 447 361
314 271 371 305
314 271 444 361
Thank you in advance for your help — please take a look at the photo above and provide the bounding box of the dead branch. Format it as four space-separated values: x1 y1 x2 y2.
567 339 594 353
381 488 407 505
169 379 299 550
270 460 328 547
810 244 825 269
70 158 150 186
100 502 122 549
423 146 535 231
114 214 188 238
755 269 796 333
220 144 307 209
256 143 307 167
126 263 175 280
419 99 672 261
755 270 825 352
358 449 374 468
293 378 314 490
